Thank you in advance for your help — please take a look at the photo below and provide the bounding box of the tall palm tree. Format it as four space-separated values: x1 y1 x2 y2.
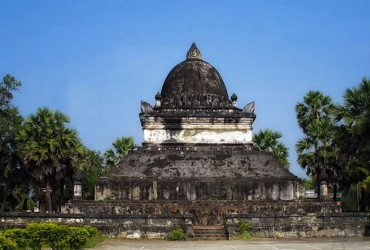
253 129 289 168
16 107 83 212
295 91 338 198
104 136 138 171
295 91 334 134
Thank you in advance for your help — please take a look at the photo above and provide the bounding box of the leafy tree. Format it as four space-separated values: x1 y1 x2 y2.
80 149 104 200
104 136 138 171
0 74 29 212
0 74 21 117
252 129 289 168
295 91 339 198
334 77 370 209
16 107 84 212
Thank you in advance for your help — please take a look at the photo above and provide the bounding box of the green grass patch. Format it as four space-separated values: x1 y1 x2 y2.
235 232 252 240
83 235 110 249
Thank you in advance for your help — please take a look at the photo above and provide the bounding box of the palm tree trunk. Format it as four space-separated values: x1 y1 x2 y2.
51 175 57 212
60 177 65 212
360 187 366 212
45 175 52 212
1 185 8 213
333 183 337 202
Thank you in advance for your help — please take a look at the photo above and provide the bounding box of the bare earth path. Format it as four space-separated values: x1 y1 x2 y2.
92 237 370 250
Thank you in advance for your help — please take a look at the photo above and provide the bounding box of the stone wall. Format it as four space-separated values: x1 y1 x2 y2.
1 211 368 239
62 200 342 225
226 213 369 238
96 177 302 202
0 212 185 239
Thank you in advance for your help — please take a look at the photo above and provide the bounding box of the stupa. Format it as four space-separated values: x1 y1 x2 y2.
96 43 302 204
4 43 359 240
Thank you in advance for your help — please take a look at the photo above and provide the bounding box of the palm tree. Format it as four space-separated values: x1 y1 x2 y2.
104 136 138 171
16 107 83 212
253 129 289 168
296 118 339 195
295 91 338 198
296 91 334 133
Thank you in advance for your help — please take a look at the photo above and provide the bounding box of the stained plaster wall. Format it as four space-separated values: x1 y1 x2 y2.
141 116 254 144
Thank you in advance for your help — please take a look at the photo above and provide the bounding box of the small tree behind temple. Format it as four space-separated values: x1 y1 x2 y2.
104 136 138 172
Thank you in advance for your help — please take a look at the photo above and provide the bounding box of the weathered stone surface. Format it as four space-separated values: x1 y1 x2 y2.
96 145 302 202
1 211 368 239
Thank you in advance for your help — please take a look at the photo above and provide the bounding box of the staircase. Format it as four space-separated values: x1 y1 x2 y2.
192 225 227 240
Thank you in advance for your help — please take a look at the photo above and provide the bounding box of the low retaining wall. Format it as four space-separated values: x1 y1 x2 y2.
1 211 368 239
61 200 342 225
0 212 186 238
226 213 369 238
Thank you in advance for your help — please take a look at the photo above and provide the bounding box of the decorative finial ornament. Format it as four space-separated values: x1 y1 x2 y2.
186 42 202 60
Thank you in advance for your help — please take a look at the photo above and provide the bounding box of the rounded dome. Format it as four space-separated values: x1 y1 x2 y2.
161 59 229 101
159 43 230 107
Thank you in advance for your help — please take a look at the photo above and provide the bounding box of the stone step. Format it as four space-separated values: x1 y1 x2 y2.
193 229 227 234
192 225 227 240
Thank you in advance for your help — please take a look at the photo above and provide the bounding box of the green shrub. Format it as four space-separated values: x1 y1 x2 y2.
238 219 251 232
3 228 28 248
0 235 17 250
1 223 98 250
25 222 51 249
83 225 99 238
66 227 90 250
237 219 252 240
167 225 186 241
46 224 70 250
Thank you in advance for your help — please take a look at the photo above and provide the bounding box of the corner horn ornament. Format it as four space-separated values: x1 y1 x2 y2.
242 101 255 114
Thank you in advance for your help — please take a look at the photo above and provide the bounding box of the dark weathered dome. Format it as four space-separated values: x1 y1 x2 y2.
160 43 230 105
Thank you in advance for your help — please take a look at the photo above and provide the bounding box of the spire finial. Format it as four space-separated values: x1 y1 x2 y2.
186 42 202 60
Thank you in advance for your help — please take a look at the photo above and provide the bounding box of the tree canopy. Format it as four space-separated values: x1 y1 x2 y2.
16 107 84 211
104 136 138 171
253 129 289 168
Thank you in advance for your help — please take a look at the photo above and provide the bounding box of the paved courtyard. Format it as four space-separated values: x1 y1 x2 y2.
93 237 370 250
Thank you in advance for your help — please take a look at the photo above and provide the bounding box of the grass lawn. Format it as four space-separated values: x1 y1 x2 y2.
83 235 110 249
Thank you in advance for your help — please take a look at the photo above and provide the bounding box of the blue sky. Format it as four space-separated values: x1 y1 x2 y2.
1 1 369 178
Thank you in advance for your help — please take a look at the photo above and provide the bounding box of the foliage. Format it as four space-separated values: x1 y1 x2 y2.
0 235 17 250
253 129 289 168
238 219 251 232
16 107 84 212
295 90 339 197
46 224 70 250
302 178 315 190
83 225 99 238
104 136 138 171
334 78 370 197
167 225 186 241
81 234 108 248
0 74 21 113
25 223 50 249
2 223 98 250
236 219 252 239
0 74 29 213
67 226 90 250
80 149 104 200
3 228 27 248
